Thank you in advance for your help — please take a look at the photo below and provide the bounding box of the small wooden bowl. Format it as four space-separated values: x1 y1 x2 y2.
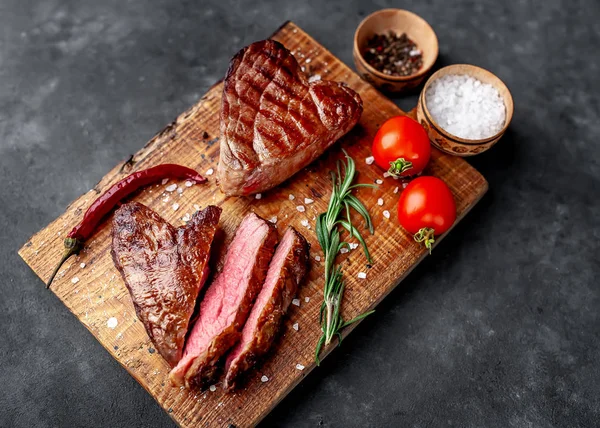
353 9 438 93
416 64 514 157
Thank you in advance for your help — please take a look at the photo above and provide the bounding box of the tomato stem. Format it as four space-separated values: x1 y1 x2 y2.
388 158 413 177
414 227 435 254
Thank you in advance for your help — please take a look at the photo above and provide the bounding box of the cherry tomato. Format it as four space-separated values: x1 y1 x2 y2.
398 176 456 252
372 116 431 177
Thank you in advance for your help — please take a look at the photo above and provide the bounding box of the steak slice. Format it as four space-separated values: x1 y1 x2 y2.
169 212 278 388
218 39 363 196
111 202 221 367
224 226 309 390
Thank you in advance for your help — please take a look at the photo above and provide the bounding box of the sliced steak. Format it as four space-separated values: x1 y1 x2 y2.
111 202 221 367
224 226 309 389
218 39 363 196
169 212 278 388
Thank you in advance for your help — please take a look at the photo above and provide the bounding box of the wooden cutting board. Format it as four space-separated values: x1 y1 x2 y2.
19 21 488 428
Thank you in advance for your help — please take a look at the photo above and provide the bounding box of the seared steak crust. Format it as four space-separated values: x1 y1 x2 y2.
218 39 363 195
224 227 309 389
111 202 221 367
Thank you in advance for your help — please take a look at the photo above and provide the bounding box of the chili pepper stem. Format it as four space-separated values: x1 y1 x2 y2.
413 227 435 254
388 158 413 177
46 238 83 289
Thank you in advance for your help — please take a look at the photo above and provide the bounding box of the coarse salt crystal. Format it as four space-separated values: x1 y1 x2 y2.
80 263 86 269
376 179 383 185
172 203 179 211
300 219 309 227
177 187 183 194
296 205 305 213
161 178 169 185
377 198 384 206
185 181 193 187
425 74 506 140
255 193 262 200
261 375 269 382
383 172 391 178
71 277 80 284
292 298 300 306
305 58 311 63
163 196 169 202
304 198 314 204
206 168 214 176
292 323 299 331
296 364 305 371
365 156 375 165
402 182 409 189
182 213 191 222
289 194 295 200
383 210 390 219
358 272 367 279
107 317 118 329
209 385 216 392
314 255 321 261
305 297 310 303
308 74 321 83
349 243 359 250
394 187 399 194
269 216 278 224
193 204 201 211
340 247 349 254
165 184 177 192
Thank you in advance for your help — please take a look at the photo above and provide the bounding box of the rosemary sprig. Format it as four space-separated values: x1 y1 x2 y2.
314 152 376 365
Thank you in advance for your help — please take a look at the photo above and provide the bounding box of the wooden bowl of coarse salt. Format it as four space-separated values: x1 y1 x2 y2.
416 64 514 156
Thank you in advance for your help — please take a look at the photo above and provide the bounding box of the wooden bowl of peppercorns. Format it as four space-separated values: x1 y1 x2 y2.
353 9 438 93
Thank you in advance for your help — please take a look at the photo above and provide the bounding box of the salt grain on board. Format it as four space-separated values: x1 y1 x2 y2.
292 323 299 331
292 298 300 307
296 364 305 371
261 375 269 383
300 219 309 227
193 204 201 211
394 186 399 194
209 385 216 392
185 180 193 187
305 296 310 303
182 213 191 222
161 178 169 185
296 205 305 213
314 255 321 261
71 277 80 284
340 247 349 254
304 198 314 204
165 184 177 192
377 198 384 206
289 194 295 200
255 193 262 200
376 179 383 185
107 317 118 329
349 243 359 250
383 210 391 219
383 172 391 178
172 203 179 211
365 156 375 165
308 74 321 83
269 216 278 224
206 168 214 176
358 272 367 279
80 263 86 269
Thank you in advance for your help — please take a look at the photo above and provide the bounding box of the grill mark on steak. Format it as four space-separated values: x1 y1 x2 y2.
169 212 278 389
111 202 221 367
218 39 363 196
223 227 309 390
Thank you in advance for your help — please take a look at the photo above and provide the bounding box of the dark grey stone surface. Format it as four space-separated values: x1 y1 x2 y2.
1 0 598 426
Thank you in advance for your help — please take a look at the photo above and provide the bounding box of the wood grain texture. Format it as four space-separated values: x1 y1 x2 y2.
18 22 488 428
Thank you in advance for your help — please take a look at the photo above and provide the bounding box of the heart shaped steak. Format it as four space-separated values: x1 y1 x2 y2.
218 40 363 196
111 202 221 367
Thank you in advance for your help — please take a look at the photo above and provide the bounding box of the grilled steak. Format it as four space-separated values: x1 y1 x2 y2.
224 227 309 390
218 39 363 196
111 202 221 367
169 212 278 388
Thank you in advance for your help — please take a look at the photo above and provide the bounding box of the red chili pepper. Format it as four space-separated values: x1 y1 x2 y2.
46 164 207 288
